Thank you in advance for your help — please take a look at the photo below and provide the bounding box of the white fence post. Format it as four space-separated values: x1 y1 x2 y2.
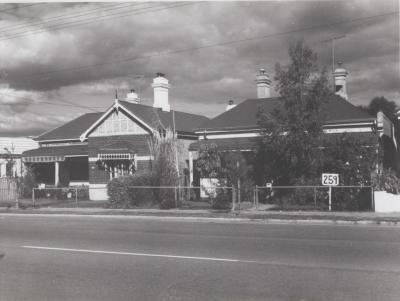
231 186 236 212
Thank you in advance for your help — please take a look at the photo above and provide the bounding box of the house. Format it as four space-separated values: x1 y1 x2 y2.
0 137 38 178
187 64 400 185
22 73 209 200
22 65 399 200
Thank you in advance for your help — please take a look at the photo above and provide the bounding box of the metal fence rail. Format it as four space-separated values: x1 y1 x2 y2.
254 185 374 212
27 183 375 212
32 186 89 208
31 185 237 209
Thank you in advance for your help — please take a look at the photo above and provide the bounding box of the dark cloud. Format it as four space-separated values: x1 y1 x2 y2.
0 1 398 136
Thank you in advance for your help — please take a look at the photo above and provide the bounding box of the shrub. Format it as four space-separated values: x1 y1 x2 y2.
76 186 89 200
107 177 130 208
159 198 176 209
126 173 155 206
210 188 231 210
17 166 36 198
107 173 155 208
372 169 400 194
148 129 180 205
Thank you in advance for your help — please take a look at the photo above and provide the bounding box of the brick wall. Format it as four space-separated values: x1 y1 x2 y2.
137 160 151 173
89 162 109 184
88 135 151 157
87 135 192 184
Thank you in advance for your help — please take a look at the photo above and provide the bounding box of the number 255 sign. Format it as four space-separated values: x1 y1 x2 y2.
322 173 339 186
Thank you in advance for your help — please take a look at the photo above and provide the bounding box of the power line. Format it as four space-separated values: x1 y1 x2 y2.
24 10 398 79
0 3 164 38
0 92 106 112
0 2 193 41
0 3 41 14
0 3 142 34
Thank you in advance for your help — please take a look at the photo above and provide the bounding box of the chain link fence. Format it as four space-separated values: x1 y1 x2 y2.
21 183 375 212
254 185 374 211
107 185 236 210
29 185 236 210
31 186 90 208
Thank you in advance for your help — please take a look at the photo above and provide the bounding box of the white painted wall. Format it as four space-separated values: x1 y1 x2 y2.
374 191 400 213
89 184 108 201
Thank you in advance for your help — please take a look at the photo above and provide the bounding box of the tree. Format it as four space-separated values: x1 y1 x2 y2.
367 96 397 121
195 144 255 207
3 145 17 177
195 143 222 178
316 133 379 210
257 40 333 185
148 128 180 206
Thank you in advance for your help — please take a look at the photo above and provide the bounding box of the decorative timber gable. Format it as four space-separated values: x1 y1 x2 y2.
80 100 154 141
89 110 148 137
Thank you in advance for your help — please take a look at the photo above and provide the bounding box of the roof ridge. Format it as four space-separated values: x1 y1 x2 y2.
119 99 208 119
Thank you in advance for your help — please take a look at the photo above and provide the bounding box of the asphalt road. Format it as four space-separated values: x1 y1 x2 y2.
0 215 399 301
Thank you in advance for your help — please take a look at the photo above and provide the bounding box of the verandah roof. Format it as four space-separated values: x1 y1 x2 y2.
189 137 261 152
22 144 88 162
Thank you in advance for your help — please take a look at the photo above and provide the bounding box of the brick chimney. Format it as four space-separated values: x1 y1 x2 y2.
256 69 271 98
152 72 170 112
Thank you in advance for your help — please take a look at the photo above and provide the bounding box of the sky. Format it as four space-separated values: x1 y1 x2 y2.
0 0 398 137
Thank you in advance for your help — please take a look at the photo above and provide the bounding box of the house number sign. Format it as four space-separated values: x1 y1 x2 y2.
321 173 339 186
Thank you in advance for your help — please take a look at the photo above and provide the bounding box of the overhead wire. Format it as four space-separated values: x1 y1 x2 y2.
0 3 41 14
0 7 396 113
21 9 398 79
0 92 107 112
0 2 144 34
0 2 194 41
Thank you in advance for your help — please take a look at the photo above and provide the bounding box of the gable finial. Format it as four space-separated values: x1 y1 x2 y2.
114 89 119 106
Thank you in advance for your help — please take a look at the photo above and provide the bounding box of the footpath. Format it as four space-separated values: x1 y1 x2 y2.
1 207 400 226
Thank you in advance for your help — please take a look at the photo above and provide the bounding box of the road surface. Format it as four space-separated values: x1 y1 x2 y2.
0 215 399 300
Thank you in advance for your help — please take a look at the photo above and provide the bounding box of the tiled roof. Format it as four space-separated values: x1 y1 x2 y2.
36 113 103 142
35 101 209 142
119 100 209 132
189 137 261 151
22 144 88 157
197 95 375 131
189 132 378 152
